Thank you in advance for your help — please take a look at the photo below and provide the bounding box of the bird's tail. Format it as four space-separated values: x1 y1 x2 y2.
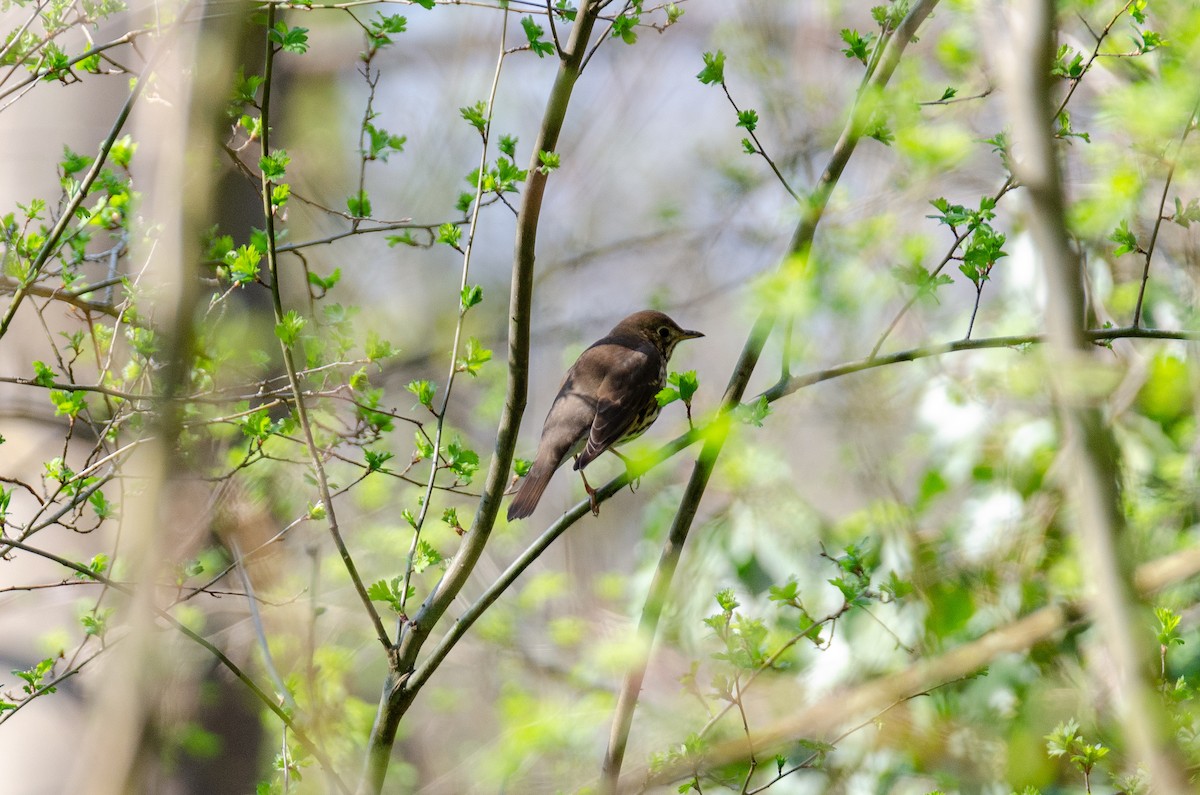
507 456 558 521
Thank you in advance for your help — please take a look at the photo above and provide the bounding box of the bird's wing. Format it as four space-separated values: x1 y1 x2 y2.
575 345 659 469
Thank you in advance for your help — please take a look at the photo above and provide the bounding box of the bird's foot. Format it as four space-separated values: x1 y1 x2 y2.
576 461 601 516
610 449 640 493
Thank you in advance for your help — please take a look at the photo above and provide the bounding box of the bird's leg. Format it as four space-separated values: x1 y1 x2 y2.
575 455 601 516
610 449 640 493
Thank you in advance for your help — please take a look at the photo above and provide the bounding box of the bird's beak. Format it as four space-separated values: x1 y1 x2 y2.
682 329 704 339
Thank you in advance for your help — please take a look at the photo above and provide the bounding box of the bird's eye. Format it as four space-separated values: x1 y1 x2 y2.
657 326 671 339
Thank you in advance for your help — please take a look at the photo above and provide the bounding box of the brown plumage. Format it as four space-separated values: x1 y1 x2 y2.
507 310 703 521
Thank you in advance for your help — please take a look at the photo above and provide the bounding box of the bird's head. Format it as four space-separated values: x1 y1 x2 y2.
613 310 704 359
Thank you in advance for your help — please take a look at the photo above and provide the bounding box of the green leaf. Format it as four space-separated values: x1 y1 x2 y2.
734 395 771 427
611 11 639 44
447 437 480 483
307 267 341 291
365 331 398 361
437 223 462 248
1172 197 1200 228
456 337 492 377
232 68 265 104
269 21 310 54
223 245 262 285
736 109 758 132
60 145 93 176
274 309 306 346
347 189 372 218
1136 29 1166 54
1050 44 1085 79
696 50 725 85
1109 219 1139 256
413 540 443 573
363 122 406 161
413 432 434 460
110 135 137 168
521 16 555 57
74 553 109 578
537 150 560 174
554 0 577 22
364 448 394 472
839 28 874 64
259 149 290 181
513 457 532 477
406 379 436 409
366 13 407 50
499 134 518 158
367 577 410 613
460 284 483 311
32 360 56 387
50 389 86 417
460 100 488 133
387 231 419 247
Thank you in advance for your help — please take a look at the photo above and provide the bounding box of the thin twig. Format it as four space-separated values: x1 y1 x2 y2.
257 2 391 650
399 10 510 617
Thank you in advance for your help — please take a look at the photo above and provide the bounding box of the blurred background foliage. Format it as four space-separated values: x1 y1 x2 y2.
1 0 1200 793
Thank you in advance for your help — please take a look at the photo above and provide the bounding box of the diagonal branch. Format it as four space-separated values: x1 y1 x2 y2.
635 543 1200 790
599 2 942 789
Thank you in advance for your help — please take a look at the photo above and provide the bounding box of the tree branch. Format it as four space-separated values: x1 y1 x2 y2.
599 2 942 788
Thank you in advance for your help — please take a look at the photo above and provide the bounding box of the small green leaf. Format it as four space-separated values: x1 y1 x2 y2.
1109 219 1139 257
347 189 372 218
259 149 290 181
521 16 555 57
406 379 436 409
460 101 488 133
696 50 725 85
364 449 395 472
735 395 771 427
437 223 462 248
736 109 758 132
32 360 56 387
460 284 483 311
537 150 560 174
839 28 874 64
274 309 306 346
456 337 492 376
365 331 398 361
447 437 480 483
269 21 310 54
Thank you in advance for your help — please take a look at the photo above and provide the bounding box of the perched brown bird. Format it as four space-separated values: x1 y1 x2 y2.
507 310 703 521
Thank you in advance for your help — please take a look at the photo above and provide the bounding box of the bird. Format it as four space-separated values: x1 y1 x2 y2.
507 310 703 521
